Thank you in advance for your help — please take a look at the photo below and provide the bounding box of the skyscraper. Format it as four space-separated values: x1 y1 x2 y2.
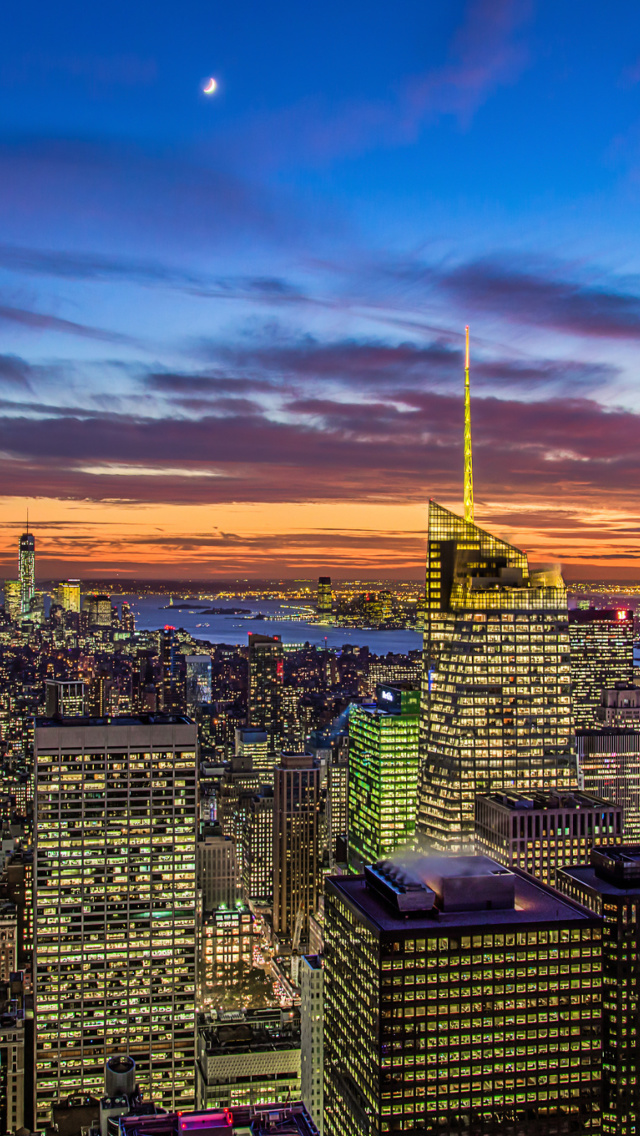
317 577 332 622
576 728 640 841
3 580 20 621
33 715 197 1124
324 853 603 1136
18 530 35 616
84 592 112 628
185 654 212 714
273 753 320 944
474 788 622 885
300 955 324 1136
416 332 575 852
557 845 640 1136
248 634 284 757
348 684 420 871
53 579 81 613
569 608 634 728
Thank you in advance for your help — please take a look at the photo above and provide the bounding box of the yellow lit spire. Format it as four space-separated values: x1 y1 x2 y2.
463 325 474 524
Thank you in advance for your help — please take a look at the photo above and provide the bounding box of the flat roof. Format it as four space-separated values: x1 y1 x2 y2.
559 863 640 898
477 789 617 812
327 860 598 935
35 714 193 728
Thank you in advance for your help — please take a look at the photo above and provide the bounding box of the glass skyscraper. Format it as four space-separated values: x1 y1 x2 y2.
33 715 197 1125
416 501 575 852
348 683 420 870
18 531 35 616
569 609 634 729
248 634 284 757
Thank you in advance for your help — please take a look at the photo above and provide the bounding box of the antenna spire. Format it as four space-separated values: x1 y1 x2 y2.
26 507 29 535
463 325 474 524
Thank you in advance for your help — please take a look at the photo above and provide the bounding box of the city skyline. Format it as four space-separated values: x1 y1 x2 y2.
2 4 640 577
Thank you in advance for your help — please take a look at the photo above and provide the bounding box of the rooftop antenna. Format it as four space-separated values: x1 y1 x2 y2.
464 325 474 524
26 507 29 534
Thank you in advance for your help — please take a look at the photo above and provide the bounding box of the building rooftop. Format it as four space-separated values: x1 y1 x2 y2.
328 853 598 934
35 714 194 728
117 1104 318 1136
560 845 640 896
478 789 616 812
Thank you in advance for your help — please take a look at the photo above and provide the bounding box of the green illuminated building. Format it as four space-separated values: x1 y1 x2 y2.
324 854 603 1136
416 501 576 852
347 684 420 871
557 846 640 1136
33 715 197 1125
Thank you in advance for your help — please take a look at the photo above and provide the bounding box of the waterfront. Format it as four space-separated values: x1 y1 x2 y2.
123 594 422 653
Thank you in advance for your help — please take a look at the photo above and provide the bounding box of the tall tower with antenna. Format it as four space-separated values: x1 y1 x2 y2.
19 512 35 616
463 324 474 524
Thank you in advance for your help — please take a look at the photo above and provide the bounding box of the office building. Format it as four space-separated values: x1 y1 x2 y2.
348 684 420 871
475 789 622 885
199 904 254 1012
196 1010 301 1110
3 580 20 621
273 754 320 943
0 1008 25 1135
598 683 640 726
18 530 35 616
569 608 634 728
416 501 576 853
300 956 323 1136
557 846 640 1136
116 1101 319 1136
34 715 197 1124
326 750 348 865
197 823 240 913
161 626 183 712
248 634 284 757
186 655 213 714
235 727 272 779
45 679 85 717
577 729 640 841
85 592 112 628
54 579 81 612
317 578 332 622
242 789 274 904
324 854 603 1136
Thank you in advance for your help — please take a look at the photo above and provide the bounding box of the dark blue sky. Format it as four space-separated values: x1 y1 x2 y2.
1 0 640 578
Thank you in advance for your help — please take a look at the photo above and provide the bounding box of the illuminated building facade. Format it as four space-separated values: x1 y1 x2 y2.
85 592 112 628
317 577 332 622
273 754 320 943
45 679 85 717
577 729 640 841
54 580 81 613
417 501 575 853
33 715 197 1124
197 823 240 913
300 955 323 1136
348 684 420 871
196 1010 301 1112
569 608 634 729
18 532 35 616
324 854 603 1136
198 903 254 1013
185 655 212 714
242 789 274 903
235 727 271 779
598 684 640 727
3 580 20 621
248 634 284 757
557 846 640 1136
475 789 622 885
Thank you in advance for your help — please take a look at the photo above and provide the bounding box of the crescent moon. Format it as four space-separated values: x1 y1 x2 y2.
203 78 217 95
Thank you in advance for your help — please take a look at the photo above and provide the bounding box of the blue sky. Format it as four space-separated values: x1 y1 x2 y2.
1 0 640 578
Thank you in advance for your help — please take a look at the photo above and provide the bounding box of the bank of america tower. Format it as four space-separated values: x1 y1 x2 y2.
416 328 576 852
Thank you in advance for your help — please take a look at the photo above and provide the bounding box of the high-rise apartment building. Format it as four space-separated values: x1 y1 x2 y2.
84 592 112 628
317 578 332 623
235 727 272 779
44 679 85 717
324 854 603 1136
160 626 183 712
416 501 575 853
18 531 35 616
300 955 323 1136
348 684 420 871
569 608 634 728
53 579 81 613
185 655 212 714
248 634 284 757
475 789 622 885
34 715 197 1124
273 754 320 943
557 845 640 1136
577 729 640 841
3 580 20 621
242 789 274 904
